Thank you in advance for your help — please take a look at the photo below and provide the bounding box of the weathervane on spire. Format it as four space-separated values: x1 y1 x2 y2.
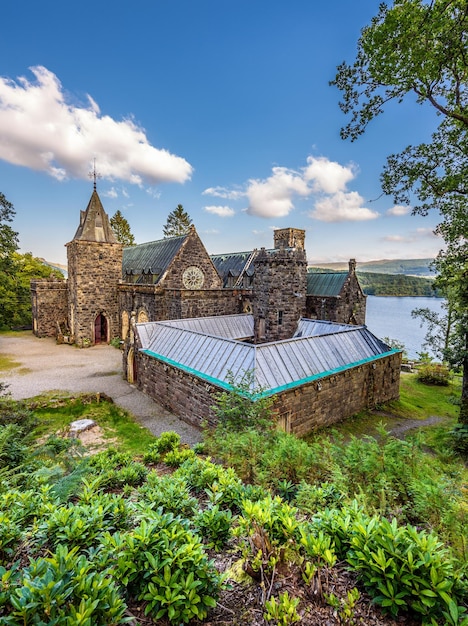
88 158 102 190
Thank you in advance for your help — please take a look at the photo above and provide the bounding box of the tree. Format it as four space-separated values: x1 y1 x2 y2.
110 210 135 246
0 193 19 329
332 0 468 425
163 204 192 237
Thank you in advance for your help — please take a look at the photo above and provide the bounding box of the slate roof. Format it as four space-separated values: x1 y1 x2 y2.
72 190 117 244
210 251 258 287
306 272 348 297
122 235 187 282
137 316 394 397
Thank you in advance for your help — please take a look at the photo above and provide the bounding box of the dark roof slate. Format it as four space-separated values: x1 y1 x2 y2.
122 235 187 282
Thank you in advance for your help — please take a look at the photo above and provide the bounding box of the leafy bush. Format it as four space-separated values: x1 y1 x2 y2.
193 505 234 549
212 371 274 433
450 423 468 455
137 472 198 518
150 431 181 454
164 447 195 467
38 494 131 550
314 503 467 622
97 514 223 624
0 545 127 625
0 425 29 470
417 363 451 386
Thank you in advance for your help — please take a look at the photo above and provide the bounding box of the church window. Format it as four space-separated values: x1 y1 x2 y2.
278 310 283 325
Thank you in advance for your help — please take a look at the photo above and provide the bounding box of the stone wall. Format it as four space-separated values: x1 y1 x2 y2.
162 229 222 290
134 347 401 434
273 351 401 436
31 279 68 337
306 271 367 325
253 248 307 343
136 351 220 430
119 285 249 328
66 240 122 345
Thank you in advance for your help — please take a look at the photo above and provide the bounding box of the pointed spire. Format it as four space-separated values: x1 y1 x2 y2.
71 186 117 244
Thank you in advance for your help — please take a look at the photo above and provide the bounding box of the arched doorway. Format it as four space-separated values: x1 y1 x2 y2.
94 313 108 344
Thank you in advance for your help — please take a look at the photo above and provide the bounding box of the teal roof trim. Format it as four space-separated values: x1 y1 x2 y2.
140 347 401 400
252 349 400 399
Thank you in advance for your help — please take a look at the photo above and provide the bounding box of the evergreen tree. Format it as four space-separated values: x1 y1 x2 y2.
163 204 192 237
110 210 135 246
332 0 468 425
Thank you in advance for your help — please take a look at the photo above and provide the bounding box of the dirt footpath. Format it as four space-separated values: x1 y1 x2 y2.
0 332 202 446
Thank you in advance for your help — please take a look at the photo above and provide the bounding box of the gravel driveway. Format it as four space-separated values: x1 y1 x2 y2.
0 332 202 446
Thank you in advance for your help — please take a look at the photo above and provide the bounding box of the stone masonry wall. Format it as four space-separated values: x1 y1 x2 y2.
253 248 307 343
273 351 401 436
31 280 68 337
67 240 122 345
136 351 220 430
119 285 249 327
162 230 222 290
134 349 401 434
306 273 366 325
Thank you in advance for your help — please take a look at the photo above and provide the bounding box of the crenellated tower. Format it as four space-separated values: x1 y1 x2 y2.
253 229 307 343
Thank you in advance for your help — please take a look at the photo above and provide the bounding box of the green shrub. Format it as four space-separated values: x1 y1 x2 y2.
417 363 451 385
137 472 198 518
264 590 300 624
150 431 181 454
450 423 468 455
164 447 195 467
314 503 467 621
38 494 131 550
0 545 127 625
0 425 29 470
294 481 344 513
97 514 223 624
193 505 234 549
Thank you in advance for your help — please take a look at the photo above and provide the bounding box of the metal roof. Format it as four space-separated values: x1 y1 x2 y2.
122 235 187 283
307 272 348 297
137 316 394 397
158 314 254 340
294 318 360 337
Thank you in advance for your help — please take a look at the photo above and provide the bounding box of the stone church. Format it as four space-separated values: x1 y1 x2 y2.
31 187 400 434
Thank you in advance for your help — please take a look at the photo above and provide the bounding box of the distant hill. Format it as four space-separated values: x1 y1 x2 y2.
311 258 435 278
40 259 68 277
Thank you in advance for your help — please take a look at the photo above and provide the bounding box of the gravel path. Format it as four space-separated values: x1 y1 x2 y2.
0 332 202 446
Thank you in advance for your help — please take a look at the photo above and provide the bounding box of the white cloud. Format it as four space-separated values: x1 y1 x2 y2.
304 156 356 193
202 186 245 200
246 167 310 218
382 228 439 244
205 156 376 222
310 191 379 222
204 205 235 217
386 205 411 217
102 187 118 199
0 66 193 184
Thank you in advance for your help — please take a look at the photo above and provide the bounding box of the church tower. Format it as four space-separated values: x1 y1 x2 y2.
253 229 307 343
66 184 122 347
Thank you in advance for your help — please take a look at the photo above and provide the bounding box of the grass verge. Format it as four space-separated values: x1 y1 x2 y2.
28 392 156 456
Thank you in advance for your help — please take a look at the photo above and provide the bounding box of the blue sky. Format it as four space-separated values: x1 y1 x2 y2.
1 0 443 265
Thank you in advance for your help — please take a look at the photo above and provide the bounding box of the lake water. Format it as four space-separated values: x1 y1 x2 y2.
365 295 445 360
